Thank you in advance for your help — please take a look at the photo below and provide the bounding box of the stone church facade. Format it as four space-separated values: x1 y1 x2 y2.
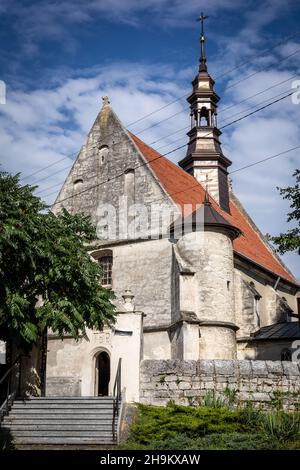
46 31 300 403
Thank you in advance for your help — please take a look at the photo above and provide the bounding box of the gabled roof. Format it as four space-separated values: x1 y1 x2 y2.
129 132 298 285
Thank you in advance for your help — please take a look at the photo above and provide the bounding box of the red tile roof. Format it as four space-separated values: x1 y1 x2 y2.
129 132 297 285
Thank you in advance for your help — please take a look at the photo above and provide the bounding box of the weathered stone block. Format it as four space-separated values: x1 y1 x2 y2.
154 390 175 398
179 382 192 390
139 374 151 383
191 382 202 390
184 390 202 397
238 360 252 377
142 382 156 390
197 360 215 377
282 361 300 376
266 361 283 376
214 360 235 376
251 361 268 377
251 392 271 402
165 374 179 382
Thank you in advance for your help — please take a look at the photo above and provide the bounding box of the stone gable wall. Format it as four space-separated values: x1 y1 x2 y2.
140 360 300 410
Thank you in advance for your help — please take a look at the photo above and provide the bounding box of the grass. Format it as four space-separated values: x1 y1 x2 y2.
121 402 300 450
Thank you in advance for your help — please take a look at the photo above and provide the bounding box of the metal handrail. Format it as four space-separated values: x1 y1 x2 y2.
112 358 122 441
0 355 22 423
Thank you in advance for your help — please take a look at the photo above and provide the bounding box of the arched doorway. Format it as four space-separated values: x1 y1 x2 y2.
96 351 110 396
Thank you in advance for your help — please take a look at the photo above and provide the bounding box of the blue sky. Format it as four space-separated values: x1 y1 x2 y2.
0 0 300 280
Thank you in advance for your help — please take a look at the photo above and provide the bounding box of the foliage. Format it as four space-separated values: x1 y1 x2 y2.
122 403 300 450
201 391 226 408
272 169 300 254
259 411 300 442
0 172 116 347
148 432 279 451
126 403 252 446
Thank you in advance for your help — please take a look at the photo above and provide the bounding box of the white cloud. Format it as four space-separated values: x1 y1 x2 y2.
0 62 189 200
0 0 245 55
1 59 299 281
0 0 299 281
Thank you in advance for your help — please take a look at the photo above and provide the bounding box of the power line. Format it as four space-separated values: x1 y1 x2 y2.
33 71 299 191
225 47 300 91
43 144 300 208
220 88 293 124
230 145 300 174
220 90 294 130
220 72 299 114
127 29 300 129
21 152 78 181
213 30 300 82
154 87 294 152
48 90 295 205
21 33 300 185
125 47 300 138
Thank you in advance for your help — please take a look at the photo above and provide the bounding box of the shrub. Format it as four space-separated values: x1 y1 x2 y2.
260 411 300 442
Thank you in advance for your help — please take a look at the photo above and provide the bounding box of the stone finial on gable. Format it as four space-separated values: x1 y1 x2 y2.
102 95 110 107
122 289 135 312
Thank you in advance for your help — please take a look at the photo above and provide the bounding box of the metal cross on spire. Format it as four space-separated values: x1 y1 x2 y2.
196 12 208 72
197 12 208 37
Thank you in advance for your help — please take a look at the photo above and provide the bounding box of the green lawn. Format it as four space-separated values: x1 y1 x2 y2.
121 402 300 450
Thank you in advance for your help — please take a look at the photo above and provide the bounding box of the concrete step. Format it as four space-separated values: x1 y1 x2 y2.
0 420 112 429
12 403 114 409
27 396 114 400
13 437 115 445
16 398 114 404
0 419 112 429
4 430 114 437
9 408 113 414
3 415 113 423
1 396 120 448
2 423 115 430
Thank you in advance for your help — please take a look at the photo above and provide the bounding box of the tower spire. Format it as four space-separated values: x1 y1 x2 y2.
178 15 232 213
196 12 208 72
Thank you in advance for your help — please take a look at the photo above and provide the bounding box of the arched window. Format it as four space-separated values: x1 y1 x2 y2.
281 348 292 361
91 249 113 286
99 251 113 286
199 106 209 126
98 145 109 164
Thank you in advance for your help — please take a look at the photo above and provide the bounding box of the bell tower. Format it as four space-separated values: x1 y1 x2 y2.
178 13 232 213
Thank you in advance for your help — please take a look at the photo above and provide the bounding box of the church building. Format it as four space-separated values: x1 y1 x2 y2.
47 25 300 403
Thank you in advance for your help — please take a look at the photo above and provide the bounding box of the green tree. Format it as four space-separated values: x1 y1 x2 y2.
272 170 300 255
0 172 116 348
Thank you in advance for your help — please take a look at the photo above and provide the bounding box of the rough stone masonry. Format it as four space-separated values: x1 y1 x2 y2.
140 360 300 410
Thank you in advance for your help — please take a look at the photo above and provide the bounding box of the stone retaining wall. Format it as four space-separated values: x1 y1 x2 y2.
140 360 300 410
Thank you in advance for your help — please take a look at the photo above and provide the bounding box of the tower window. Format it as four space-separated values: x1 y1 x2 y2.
199 106 209 126
73 178 83 186
99 254 113 286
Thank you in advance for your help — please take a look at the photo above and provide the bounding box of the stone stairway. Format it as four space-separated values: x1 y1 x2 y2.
0 397 119 448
